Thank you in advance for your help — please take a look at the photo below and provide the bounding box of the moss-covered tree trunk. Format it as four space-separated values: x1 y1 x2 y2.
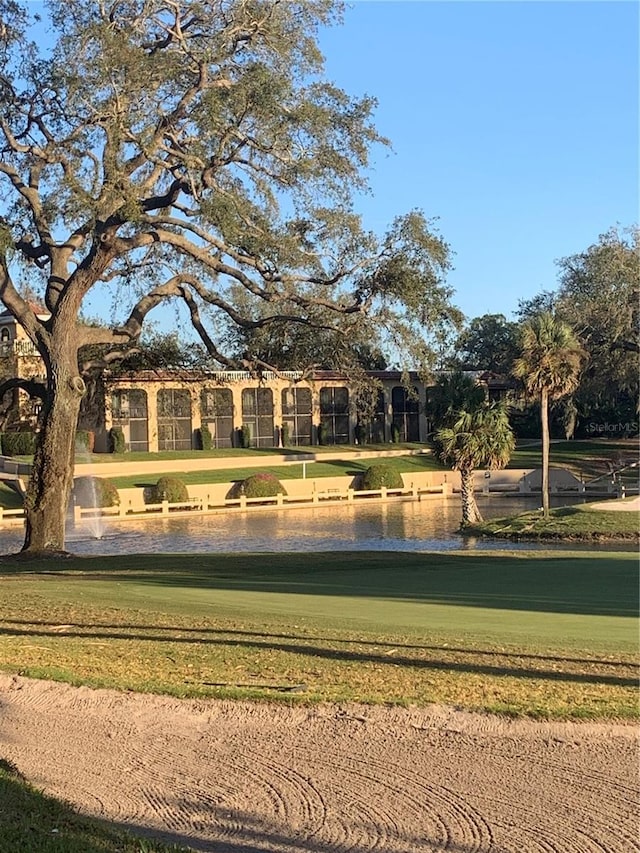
460 466 482 526
22 347 84 554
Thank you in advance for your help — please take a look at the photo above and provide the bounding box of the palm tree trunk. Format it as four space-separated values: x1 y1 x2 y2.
460 466 483 526
540 388 550 519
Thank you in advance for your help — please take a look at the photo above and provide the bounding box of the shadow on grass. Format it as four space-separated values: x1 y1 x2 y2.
5 551 637 617
0 622 636 686
4 618 637 670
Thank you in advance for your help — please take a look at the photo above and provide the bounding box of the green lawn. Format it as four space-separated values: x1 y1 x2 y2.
71 442 425 464
4 439 636 502
1 550 637 720
109 454 445 489
509 438 638 480
469 504 639 541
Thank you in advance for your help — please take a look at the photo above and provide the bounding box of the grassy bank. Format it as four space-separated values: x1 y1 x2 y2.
1 550 637 720
509 438 638 480
468 504 639 541
0 759 189 852
108 453 445 490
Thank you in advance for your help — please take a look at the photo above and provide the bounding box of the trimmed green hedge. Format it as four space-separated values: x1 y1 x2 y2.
238 424 251 448
1 432 36 456
227 472 287 500
75 430 95 453
73 476 120 508
152 476 189 503
317 422 328 445
108 426 126 453
198 424 213 451
361 464 404 490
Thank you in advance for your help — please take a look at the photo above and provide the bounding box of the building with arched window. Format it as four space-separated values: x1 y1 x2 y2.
98 368 502 453
0 311 506 450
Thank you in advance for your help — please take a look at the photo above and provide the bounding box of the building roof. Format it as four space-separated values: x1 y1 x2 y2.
0 303 50 322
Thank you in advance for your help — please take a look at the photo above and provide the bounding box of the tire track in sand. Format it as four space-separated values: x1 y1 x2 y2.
0 675 637 853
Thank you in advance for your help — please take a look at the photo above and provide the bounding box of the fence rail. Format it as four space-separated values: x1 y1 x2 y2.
0 477 634 527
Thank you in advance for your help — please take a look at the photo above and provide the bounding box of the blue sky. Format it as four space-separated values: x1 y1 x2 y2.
317 0 638 321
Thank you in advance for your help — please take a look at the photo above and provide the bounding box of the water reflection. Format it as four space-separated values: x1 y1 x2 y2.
0 495 626 556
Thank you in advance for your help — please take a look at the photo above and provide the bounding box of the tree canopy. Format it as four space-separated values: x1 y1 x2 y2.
450 313 520 375
0 0 460 553
0 0 458 376
555 227 639 415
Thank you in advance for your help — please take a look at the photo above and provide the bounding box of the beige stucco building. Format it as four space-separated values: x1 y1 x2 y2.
102 368 429 452
0 309 506 452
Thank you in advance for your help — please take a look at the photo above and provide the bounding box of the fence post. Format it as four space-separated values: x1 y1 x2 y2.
347 488 354 502
162 500 169 516
277 492 283 506
381 486 387 501
240 494 247 510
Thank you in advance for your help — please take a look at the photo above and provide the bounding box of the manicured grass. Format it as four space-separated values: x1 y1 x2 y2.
469 504 639 541
72 443 425 464
109 454 446 490
0 759 189 852
509 438 639 480
1 551 637 719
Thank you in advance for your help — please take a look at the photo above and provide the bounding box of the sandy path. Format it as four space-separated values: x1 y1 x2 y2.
588 495 640 512
0 675 638 853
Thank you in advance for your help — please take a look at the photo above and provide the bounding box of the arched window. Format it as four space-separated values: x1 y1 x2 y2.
157 388 192 450
0 328 10 342
241 388 274 447
391 386 421 442
281 387 312 445
201 387 234 448
111 389 149 451
319 386 350 444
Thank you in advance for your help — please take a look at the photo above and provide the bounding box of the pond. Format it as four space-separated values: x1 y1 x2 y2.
0 494 627 556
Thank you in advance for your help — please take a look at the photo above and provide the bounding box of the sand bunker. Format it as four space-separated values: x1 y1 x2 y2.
588 495 640 512
0 674 638 852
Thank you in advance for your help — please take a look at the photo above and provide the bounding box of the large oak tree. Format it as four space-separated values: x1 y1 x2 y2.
0 0 458 554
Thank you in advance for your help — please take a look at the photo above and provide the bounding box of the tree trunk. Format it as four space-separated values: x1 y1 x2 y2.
540 388 550 519
22 359 85 554
460 466 483 526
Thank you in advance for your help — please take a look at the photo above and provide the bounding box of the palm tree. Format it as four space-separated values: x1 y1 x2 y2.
513 313 586 518
436 402 515 525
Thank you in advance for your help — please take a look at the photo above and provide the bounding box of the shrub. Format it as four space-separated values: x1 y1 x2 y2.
75 430 95 453
361 464 404 490
280 423 290 447
237 424 251 448
73 476 120 508
227 472 287 500
198 424 213 451
153 476 189 504
108 426 126 454
354 423 366 445
317 422 328 445
390 423 401 444
1 431 36 456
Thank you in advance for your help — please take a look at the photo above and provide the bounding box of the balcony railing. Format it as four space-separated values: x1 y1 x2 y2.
202 370 303 382
0 340 41 357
